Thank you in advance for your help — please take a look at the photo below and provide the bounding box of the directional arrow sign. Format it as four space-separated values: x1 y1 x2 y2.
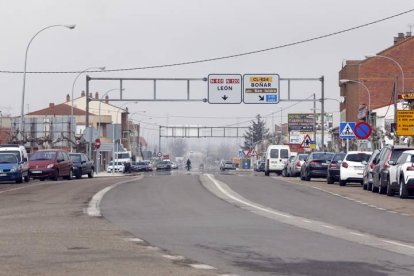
208 74 242 104
243 74 280 104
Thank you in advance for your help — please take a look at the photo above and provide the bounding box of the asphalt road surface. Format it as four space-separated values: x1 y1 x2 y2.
101 171 414 276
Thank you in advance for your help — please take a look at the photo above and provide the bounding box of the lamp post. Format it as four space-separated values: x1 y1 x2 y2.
112 102 130 174
98 88 125 136
20 24 76 140
339 79 371 124
70 66 105 152
366 54 405 93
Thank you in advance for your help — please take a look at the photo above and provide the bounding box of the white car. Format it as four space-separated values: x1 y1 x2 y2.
107 161 125 173
389 150 414 198
339 151 372 186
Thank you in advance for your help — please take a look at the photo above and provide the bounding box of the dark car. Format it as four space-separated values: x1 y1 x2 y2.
300 152 335 181
69 153 94 179
362 149 380 190
0 153 28 184
131 161 148 172
29 149 73 181
326 152 346 184
255 161 265 172
372 145 414 194
156 160 172 171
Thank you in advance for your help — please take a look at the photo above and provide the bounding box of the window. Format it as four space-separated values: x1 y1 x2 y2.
270 149 279 158
280 149 289 159
30 151 56 161
346 153 371 162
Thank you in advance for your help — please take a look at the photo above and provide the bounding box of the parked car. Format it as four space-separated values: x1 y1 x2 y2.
264 145 290 176
29 149 73 181
131 161 148 172
143 160 153 171
220 160 236 171
286 153 308 177
326 152 346 184
339 151 372 186
0 144 30 182
300 152 334 181
372 145 414 194
255 161 266 172
362 149 380 190
388 149 414 198
107 161 125 173
171 162 178 169
0 153 28 183
282 155 297 177
69 153 94 179
156 160 172 171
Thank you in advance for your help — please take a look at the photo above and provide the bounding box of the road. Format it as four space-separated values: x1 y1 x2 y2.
1 170 414 275
101 171 414 276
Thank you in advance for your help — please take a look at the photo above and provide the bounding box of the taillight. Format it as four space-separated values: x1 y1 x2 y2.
342 162 349 168
407 166 414 171
370 162 375 169
329 163 336 168
309 161 318 166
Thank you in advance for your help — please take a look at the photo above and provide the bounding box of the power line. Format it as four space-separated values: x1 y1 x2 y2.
1 9 412 74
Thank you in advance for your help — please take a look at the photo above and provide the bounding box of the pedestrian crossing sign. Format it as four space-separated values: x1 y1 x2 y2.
301 134 313 148
339 122 356 138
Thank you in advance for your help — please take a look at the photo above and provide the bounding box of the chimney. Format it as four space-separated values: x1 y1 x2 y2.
81 91 85 97
49 103 55 108
105 95 109 104
66 94 70 102
394 32 405 44
95 92 99 100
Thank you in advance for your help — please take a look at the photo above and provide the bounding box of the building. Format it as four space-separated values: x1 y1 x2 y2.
339 32 414 125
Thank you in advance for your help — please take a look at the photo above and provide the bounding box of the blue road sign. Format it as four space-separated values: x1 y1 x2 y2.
266 95 278 102
339 122 356 139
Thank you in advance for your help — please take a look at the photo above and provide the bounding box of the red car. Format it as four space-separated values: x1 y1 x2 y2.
29 149 73 181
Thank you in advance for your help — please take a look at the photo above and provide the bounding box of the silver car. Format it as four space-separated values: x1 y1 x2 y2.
287 153 308 177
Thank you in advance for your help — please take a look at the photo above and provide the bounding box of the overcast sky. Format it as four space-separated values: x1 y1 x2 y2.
1 0 414 143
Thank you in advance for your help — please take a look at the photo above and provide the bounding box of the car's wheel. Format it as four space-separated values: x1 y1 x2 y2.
265 170 269 176
371 181 378 193
282 168 287 177
327 176 334 184
339 180 347 186
386 178 394 197
304 171 311 181
52 169 59 181
399 177 408 199
16 175 23 184
65 169 73 180
75 169 82 179
24 175 30 182
300 171 305 180
378 183 386 195
88 168 94 178
367 181 372 191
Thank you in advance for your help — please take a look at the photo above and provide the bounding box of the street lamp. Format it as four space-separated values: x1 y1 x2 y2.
98 88 125 136
20 24 76 140
339 79 371 124
112 102 130 174
70 66 105 152
365 54 405 93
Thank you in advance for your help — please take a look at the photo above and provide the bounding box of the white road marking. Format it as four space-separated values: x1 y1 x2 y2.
162 254 185 261
125 238 144 243
190 264 216 270
204 174 414 257
86 177 142 217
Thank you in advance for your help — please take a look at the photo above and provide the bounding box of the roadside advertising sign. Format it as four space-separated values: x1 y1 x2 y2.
288 113 315 132
243 74 280 104
397 110 414 136
208 74 242 104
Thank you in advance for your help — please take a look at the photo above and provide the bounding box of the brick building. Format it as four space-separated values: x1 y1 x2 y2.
339 32 414 125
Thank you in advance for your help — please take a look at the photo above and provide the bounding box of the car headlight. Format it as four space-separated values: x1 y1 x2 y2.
47 164 54 169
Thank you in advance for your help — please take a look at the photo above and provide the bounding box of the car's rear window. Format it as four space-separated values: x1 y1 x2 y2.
280 149 289 159
346 153 371 162
0 154 18 163
333 153 346 161
69 155 81 162
270 149 279 158
312 153 334 160
298 154 308 161
391 149 413 162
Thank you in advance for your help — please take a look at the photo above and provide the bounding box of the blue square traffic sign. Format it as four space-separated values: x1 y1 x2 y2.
339 122 356 139
266 95 278 102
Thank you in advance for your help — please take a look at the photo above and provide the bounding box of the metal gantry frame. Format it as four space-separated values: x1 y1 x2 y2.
83 75 325 158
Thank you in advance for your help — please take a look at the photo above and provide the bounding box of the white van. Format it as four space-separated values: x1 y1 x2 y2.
0 144 30 181
265 145 290 176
